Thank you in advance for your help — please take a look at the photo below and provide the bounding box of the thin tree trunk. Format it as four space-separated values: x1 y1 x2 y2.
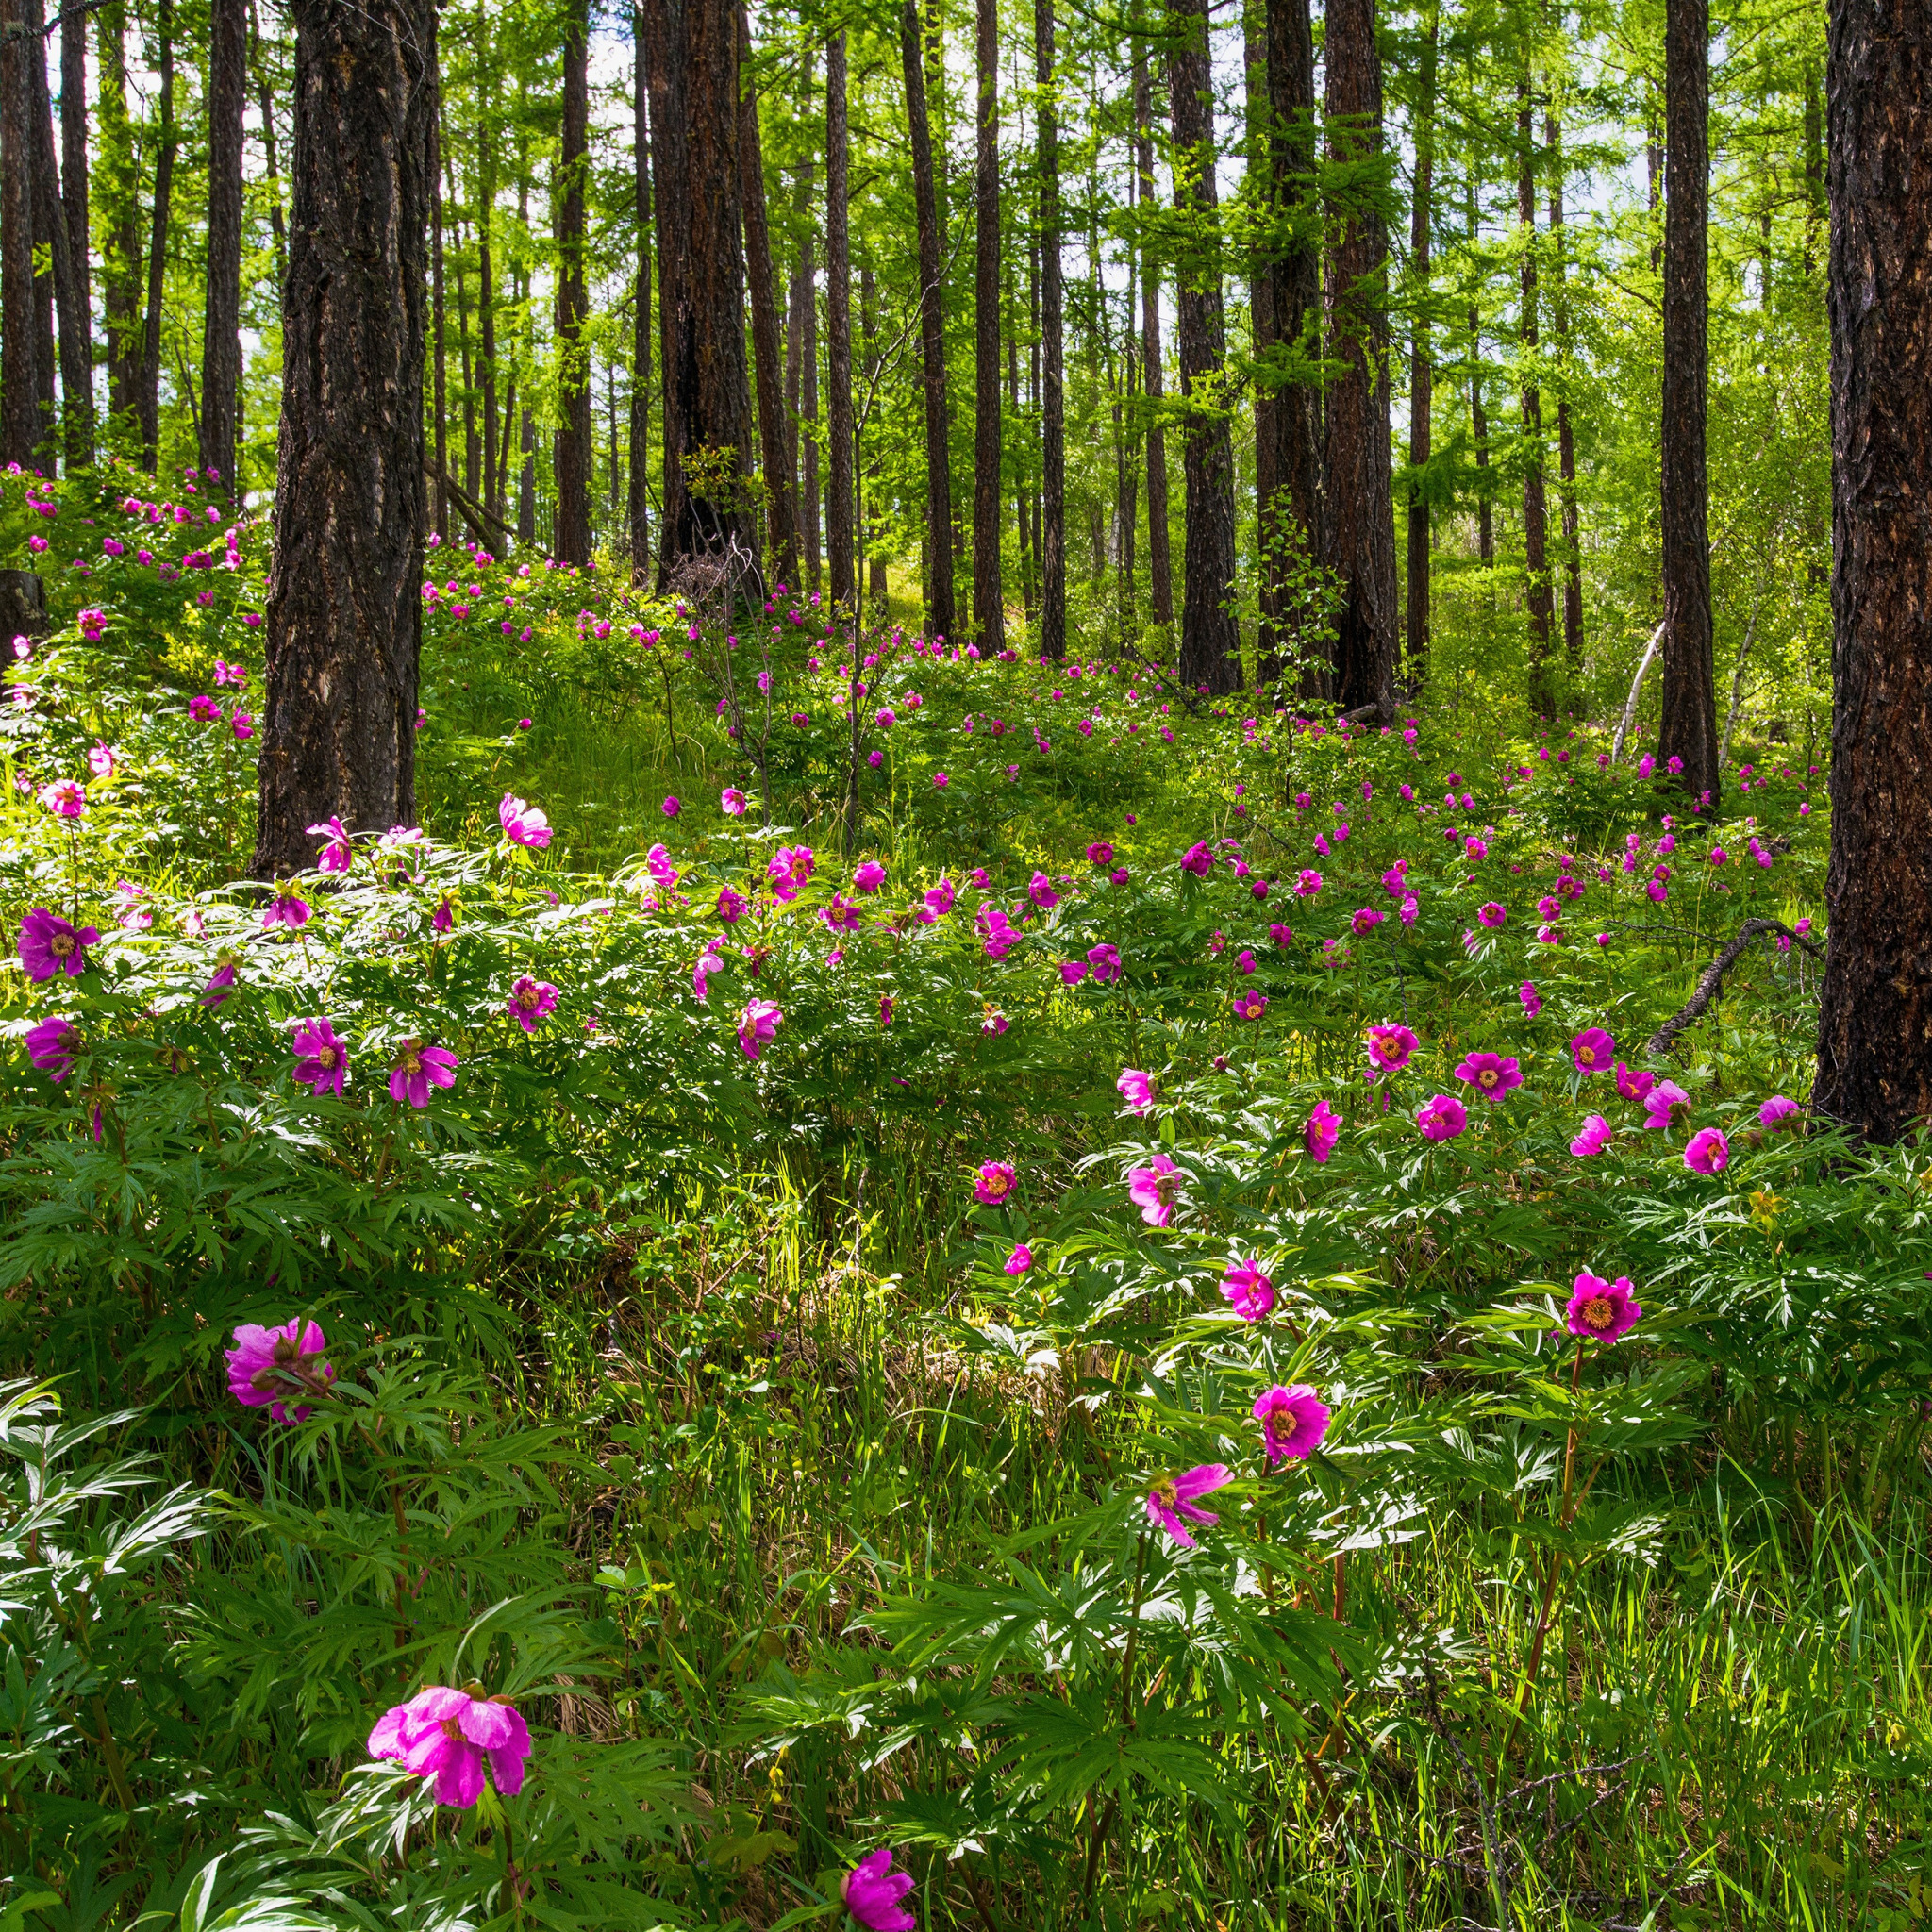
553 0 591 565
478 117 498 524
971 0 1002 650
26 0 51 438
1548 109 1582 672
60 0 92 468
1322 0 1396 720
430 79 447 540
201 0 245 487
255 0 432 875
99 0 142 432
1657 0 1718 805
740 4 796 580
802 214 821 589
825 27 856 608
27 0 85 472
0 0 36 465
248 0 287 292
1034 0 1064 659
1405 4 1437 687
1465 173 1491 567
899 0 955 639
1134 33 1173 627
1244 0 1280 681
1812 0 1932 1140
628 30 652 576
1518 78 1555 701
139 0 176 475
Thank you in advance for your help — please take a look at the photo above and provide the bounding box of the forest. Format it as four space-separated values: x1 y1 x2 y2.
1 0 1930 1922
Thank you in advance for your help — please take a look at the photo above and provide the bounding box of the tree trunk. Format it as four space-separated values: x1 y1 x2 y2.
27 0 85 473
139 0 176 474
1322 0 1396 720
430 83 447 541
1518 80 1554 706
1134 34 1172 627
1811 0 1932 1141
824 27 855 609
740 5 796 580
0 0 36 465
801 212 821 590
1243 0 1279 682
254 0 432 877
627 32 653 576
1167 0 1240 694
972 0 1002 650
1548 109 1582 672
1657 0 1718 805
1465 173 1491 568
1405 4 1437 687
899 0 955 640
478 117 498 524
60 0 92 469
201 0 245 488
1034 0 1064 660
26 0 51 440
553 0 591 565
248 0 288 292
99 0 142 434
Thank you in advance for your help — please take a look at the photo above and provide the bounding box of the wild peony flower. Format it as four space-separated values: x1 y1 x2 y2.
1476 901 1507 928
854 859 888 893
188 694 224 722
1028 871 1059 908
692 944 725 1001
367 1687 532 1809
1570 1026 1616 1074
1220 1260 1274 1322
1254 1384 1331 1464
716 885 746 924
25 1014 76 1083
974 1160 1017 1206
18 908 102 984
1086 942 1122 983
506 975 559 1033
226 1316 335 1424
1058 959 1090 987
1351 906 1387 937
821 894 862 934
1086 841 1115 866
1416 1093 1467 1141
1564 1272 1641 1345
768 844 815 903
39 777 87 817
1294 869 1323 897
1454 1052 1523 1101
1519 981 1542 1019
1615 1062 1657 1105
1234 989 1268 1022
308 816 353 873
838 1848 917 1932
390 1038 458 1107
1127 1151 1179 1225
261 891 311 932
1569 1113 1614 1157
661 795 681 818
738 999 783 1061
645 843 680 890
721 786 747 815
1145 1464 1232 1548
1117 1068 1154 1113
1305 1098 1341 1163
1684 1125 1730 1174
498 793 553 848
1179 841 1214 876
1004 1242 1033 1276
1366 1023 1419 1074
291 1018 350 1097
1759 1093 1802 1128
88 741 117 778
923 877 956 920
1643 1079 1690 1129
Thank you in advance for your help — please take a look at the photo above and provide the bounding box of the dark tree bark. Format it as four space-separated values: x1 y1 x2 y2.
0 0 37 466
201 0 245 488
553 0 591 565
1517 80 1554 703
800 211 821 589
627 33 653 576
248 0 288 291
25 0 50 439
739 7 795 580
1811 0 1932 1141
254 0 432 877
824 27 855 608
99 0 143 433
1548 109 1582 671
478 117 498 523
430 80 447 540
1404 4 1437 686
1166 0 1240 694
1242 0 1278 681
971 0 1001 650
1463 170 1491 568
899 0 955 639
26 0 85 472
1322 0 1396 720
1133 36 1173 627
138 0 176 474
1657 0 1718 805
59 0 92 469
1034 0 1064 660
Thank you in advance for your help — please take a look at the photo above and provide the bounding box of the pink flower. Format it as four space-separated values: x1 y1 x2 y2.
1615 1062 1657 1105
1294 869 1323 896
1305 1098 1341 1163
367 1686 532 1809
1454 1052 1522 1100
1220 1260 1274 1322
1759 1093 1802 1128
739 999 783 1061
1059 958 1090 987
308 816 352 873
1351 907 1386 937
1180 841 1214 877
1519 981 1542 1019
498 792 553 848
854 859 888 893
1569 1113 1613 1157
1366 1023 1419 1074
721 786 747 815
661 794 681 817
25 1014 76 1083
88 741 117 778
974 1160 1017 1206
1004 1242 1033 1276
1270 923 1294 948
1028 871 1059 908
839 1847 917 1932
261 891 311 931
822 894 862 934
17 908 100 982
1086 841 1115 866
291 1018 350 1097
1087 942 1123 982
1145 1464 1232 1547
189 693 223 722
1684 1125 1729 1174
506 975 559 1033
768 844 815 903
1643 1080 1690 1129
39 777 86 817
693 944 725 1000
432 896 455 933
1570 1026 1615 1074
1254 1384 1330 1463
1416 1093 1466 1141
716 885 746 924
389 1038 458 1107
1117 1068 1154 1113
1477 901 1507 928
225 1317 334 1424
230 711 254 740
923 877 956 920
1564 1272 1641 1344
1127 1152 1179 1225
1234 989 1268 1022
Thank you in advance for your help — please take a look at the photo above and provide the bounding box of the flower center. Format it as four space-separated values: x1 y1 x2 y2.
1479 1069 1498 1088
401 1048 423 1075
316 1046 338 1070
1151 1478 1177 1507
1581 1294 1614 1331
51 932 74 957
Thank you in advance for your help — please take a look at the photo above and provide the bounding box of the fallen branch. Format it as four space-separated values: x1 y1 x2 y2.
425 460 518 547
1644 918 1824 1061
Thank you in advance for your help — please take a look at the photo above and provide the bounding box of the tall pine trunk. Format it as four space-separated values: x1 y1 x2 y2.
1812 0 1932 1140
60 0 90 469
0 0 35 465
971 0 1002 650
824 27 856 608
627 32 653 576
430 83 447 540
201 0 245 487
1548 110 1582 670
1034 0 1064 659
899 0 955 639
740 5 795 580
1517 79 1555 706
99 0 143 435
1464 171 1491 568
1167 0 1241 694
254 0 431 876
1405 6 1437 686
1657 0 1718 804
138 0 175 475
1243 0 1279 682
1322 0 1396 720
553 0 591 566
27 0 86 473
1134 35 1172 626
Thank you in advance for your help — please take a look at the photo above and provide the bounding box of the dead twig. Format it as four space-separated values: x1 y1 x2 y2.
1644 918 1824 1061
